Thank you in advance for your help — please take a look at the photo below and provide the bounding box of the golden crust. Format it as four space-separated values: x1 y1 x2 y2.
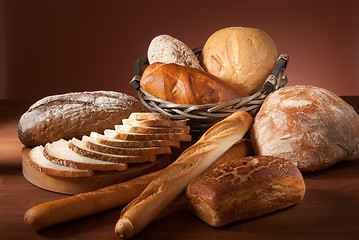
201 27 278 96
186 155 305 227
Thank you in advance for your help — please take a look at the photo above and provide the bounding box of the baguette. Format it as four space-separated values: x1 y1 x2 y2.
24 170 160 229
115 111 252 238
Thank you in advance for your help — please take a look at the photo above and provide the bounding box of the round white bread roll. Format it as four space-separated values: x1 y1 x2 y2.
147 34 203 70
201 27 278 96
250 85 359 172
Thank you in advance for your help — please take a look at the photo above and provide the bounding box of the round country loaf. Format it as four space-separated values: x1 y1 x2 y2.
250 85 359 172
201 27 278 96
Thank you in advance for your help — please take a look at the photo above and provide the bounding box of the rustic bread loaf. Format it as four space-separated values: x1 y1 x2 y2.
43 139 128 171
140 62 245 104
186 155 305 227
251 85 359 172
27 146 94 177
18 91 143 147
201 27 278 96
147 34 203 70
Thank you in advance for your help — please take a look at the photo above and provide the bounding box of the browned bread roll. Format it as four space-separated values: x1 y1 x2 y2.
18 91 143 147
140 62 245 104
201 27 278 96
251 85 359 172
186 155 305 227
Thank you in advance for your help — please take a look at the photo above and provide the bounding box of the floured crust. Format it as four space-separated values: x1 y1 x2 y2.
147 34 203 70
186 155 305 227
18 91 143 147
251 85 359 172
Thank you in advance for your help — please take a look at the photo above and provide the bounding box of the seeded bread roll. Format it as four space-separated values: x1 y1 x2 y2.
18 91 143 147
250 85 359 172
147 34 203 70
201 27 278 96
186 155 305 227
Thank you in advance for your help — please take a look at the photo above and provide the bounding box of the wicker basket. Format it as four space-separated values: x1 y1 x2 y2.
130 48 289 137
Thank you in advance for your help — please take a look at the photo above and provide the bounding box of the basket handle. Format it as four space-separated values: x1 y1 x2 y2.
263 54 289 93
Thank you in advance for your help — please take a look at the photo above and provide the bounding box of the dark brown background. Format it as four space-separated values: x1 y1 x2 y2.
0 0 358 100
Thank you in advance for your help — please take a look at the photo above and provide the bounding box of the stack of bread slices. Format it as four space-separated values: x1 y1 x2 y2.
26 112 191 177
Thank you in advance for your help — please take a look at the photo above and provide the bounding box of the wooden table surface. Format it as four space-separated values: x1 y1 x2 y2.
0 97 359 240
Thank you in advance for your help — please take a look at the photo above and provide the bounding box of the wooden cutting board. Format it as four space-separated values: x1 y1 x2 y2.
21 147 172 195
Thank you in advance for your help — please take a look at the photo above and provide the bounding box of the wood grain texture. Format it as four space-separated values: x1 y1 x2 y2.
0 99 359 239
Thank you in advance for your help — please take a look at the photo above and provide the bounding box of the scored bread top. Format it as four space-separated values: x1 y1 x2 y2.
27 146 94 177
44 139 128 171
186 155 305 227
187 155 305 212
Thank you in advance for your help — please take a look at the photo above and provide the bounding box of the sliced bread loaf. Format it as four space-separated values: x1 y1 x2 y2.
122 118 187 128
81 136 172 156
115 124 190 134
129 112 171 121
104 129 192 141
90 132 180 148
44 139 128 171
68 138 157 163
27 146 94 177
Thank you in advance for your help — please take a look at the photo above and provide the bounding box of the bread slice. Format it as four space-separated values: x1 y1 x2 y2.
81 136 172 156
115 124 190 134
68 138 157 163
44 139 128 171
129 112 171 121
27 146 94 177
104 129 192 142
90 132 180 148
122 119 187 128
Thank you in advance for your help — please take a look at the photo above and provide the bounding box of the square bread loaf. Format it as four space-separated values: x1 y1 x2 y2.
186 155 305 227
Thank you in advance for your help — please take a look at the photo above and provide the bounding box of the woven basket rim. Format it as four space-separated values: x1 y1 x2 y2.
131 52 289 134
